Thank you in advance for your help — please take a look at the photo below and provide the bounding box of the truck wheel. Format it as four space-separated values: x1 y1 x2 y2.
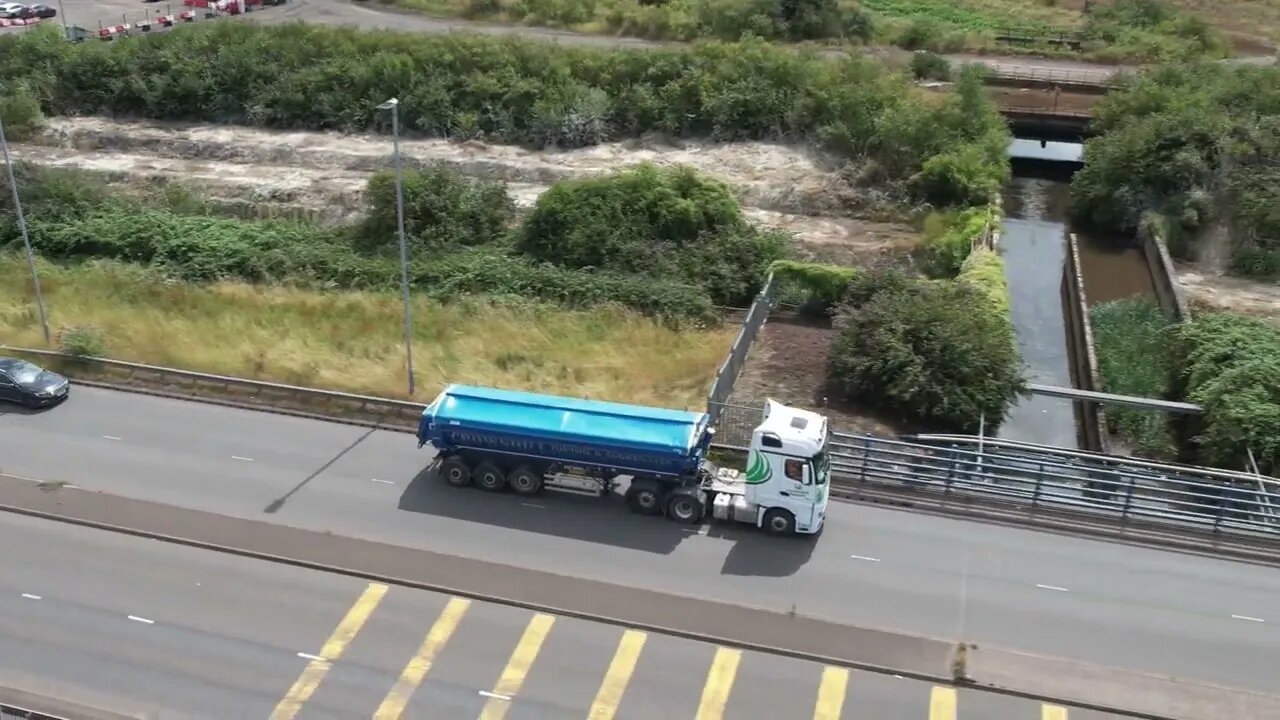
666 493 704 524
439 457 472 488
474 463 507 492
625 480 663 516
508 466 543 496
762 508 796 536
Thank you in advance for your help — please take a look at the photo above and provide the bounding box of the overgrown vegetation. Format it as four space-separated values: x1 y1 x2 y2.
827 264 1024 432
1174 313 1280 475
768 259 857 314
920 202 998 277
1090 298 1177 460
1 23 1007 208
1071 62 1280 280
0 255 732 407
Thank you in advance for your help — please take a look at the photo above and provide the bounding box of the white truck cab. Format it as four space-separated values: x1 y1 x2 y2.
707 399 831 536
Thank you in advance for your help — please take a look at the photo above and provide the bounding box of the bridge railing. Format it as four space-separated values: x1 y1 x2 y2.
829 432 1280 540
2 346 424 431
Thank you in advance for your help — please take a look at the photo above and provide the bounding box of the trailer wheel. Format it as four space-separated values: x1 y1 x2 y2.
439 456 472 487
762 508 796 536
625 480 663 516
666 493 704 524
474 463 507 492
508 466 543 496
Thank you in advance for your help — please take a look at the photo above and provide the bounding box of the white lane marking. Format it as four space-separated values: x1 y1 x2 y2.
1035 584 1071 593
478 691 512 701
296 652 327 662
850 554 882 562
231 456 254 462
21 593 41 600
127 615 155 624
1232 615 1266 623
520 502 545 509
102 435 122 441
371 478 394 485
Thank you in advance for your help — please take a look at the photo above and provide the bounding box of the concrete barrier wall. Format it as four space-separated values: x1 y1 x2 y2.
1139 228 1192 323
1060 233 1108 453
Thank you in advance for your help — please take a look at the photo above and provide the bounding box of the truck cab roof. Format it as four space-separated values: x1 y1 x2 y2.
753 399 828 456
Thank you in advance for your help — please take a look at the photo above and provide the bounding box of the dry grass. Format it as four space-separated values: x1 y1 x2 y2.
0 256 733 410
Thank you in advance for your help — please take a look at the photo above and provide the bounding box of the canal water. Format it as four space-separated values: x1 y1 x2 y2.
995 139 1156 448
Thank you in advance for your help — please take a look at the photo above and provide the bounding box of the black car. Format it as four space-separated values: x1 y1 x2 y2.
0 357 71 408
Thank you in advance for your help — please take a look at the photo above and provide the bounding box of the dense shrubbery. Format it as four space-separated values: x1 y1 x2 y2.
1071 63 1280 279
1090 298 1177 459
1174 313 1280 475
767 259 856 314
2 23 1007 207
1082 0 1227 62
827 264 1024 432
518 164 786 306
362 168 513 251
920 203 998 278
0 82 44 141
1 163 725 323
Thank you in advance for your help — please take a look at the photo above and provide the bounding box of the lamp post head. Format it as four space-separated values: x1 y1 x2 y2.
377 98 400 111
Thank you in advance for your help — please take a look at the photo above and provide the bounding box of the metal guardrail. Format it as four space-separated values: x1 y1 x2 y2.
1001 105 1094 119
830 432 1280 541
705 274 777 425
1 705 70 720
2 346 424 431
985 66 1121 89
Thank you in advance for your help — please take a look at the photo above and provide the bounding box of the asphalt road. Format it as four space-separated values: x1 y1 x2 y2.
0 511 1128 720
1 387 1278 698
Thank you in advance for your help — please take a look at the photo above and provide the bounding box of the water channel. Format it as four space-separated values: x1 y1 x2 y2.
995 139 1158 448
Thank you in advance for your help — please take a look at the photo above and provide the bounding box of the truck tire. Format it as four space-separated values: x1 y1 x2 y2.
474 463 507 492
666 492 704 524
625 480 664 516
439 456 472 487
508 466 543 496
762 508 796 536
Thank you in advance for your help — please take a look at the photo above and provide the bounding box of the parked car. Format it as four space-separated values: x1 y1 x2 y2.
20 3 57 18
0 2 28 18
0 357 71 408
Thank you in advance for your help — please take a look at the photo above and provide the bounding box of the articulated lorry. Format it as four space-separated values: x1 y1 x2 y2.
417 384 832 536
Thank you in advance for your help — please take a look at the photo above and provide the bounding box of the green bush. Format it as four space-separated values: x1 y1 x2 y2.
362 167 513 252
767 259 856 313
57 325 107 357
921 204 997 278
0 82 45 142
1 23 1006 207
908 51 951 81
955 246 1010 319
1083 0 1227 63
827 266 1025 432
1090 298 1177 459
1070 63 1280 277
1173 313 1280 475
517 163 787 306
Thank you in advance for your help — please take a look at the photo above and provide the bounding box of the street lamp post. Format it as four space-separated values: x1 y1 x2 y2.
376 97 416 397
0 115 51 345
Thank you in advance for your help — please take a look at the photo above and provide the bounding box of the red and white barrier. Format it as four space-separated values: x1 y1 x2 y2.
0 17 43 27
98 23 131 39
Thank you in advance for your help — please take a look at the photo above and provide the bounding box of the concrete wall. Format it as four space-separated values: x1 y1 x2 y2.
1060 233 1108 453
1139 227 1192 323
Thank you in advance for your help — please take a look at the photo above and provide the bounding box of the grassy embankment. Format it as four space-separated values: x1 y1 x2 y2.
0 257 731 408
387 0 1232 61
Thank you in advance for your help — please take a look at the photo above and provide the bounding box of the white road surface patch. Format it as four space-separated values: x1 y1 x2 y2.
1035 584 1071 592
102 435 122 441
231 456 254 462
479 691 512 701
21 593 41 600
520 502 545 509
850 554 882 562
296 652 327 662
127 615 155 624
1231 615 1266 623
371 478 394 485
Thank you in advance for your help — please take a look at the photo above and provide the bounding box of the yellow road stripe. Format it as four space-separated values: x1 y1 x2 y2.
695 647 742 720
587 629 647 720
270 582 389 720
372 597 471 719
812 666 849 720
478 613 556 720
929 686 957 720
1043 704 1069 720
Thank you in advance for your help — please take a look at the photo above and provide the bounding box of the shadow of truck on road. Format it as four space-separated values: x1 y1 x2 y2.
397 463 817 576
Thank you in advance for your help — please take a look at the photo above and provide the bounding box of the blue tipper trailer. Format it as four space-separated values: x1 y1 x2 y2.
417 384 831 536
